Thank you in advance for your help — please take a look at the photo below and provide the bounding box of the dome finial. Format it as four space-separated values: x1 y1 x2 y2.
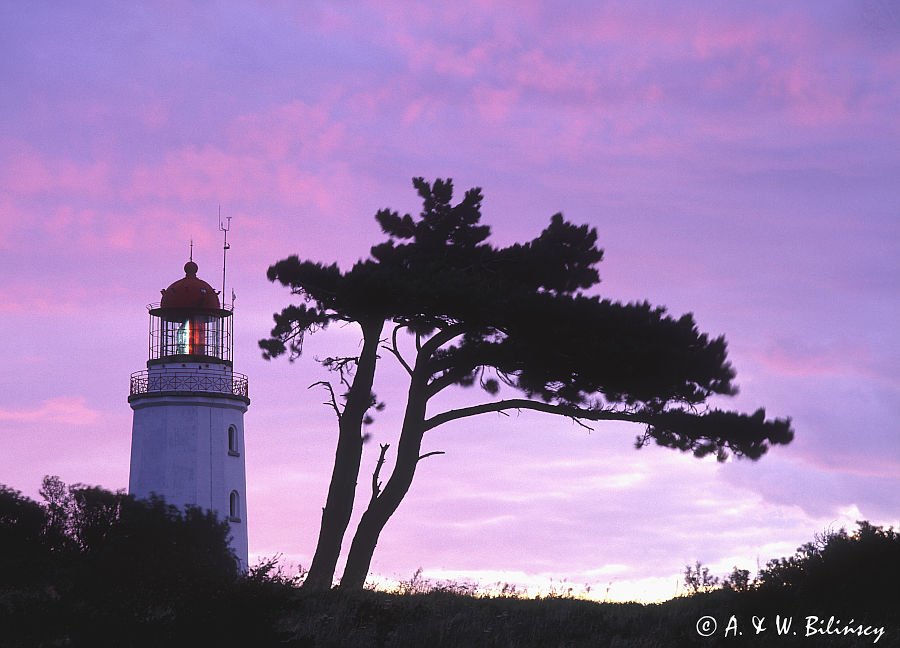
185 239 198 276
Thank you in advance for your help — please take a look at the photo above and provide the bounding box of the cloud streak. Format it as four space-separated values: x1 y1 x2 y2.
0 397 100 425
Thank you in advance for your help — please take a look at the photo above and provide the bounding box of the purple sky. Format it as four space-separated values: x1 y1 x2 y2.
2 1 898 601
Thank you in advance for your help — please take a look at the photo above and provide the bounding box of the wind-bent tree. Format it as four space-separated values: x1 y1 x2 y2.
261 178 794 590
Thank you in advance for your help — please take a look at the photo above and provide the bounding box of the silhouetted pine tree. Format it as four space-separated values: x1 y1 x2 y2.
261 177 794 590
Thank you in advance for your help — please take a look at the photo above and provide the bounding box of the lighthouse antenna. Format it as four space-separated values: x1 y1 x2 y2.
218 206 232 308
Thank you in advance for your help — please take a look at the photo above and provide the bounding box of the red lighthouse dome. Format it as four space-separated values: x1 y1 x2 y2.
160 261 220 310
146 260 234 364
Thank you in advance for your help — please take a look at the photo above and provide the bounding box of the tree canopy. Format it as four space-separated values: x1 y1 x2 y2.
261 177 794 590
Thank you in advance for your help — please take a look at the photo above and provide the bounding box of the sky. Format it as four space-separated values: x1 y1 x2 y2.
1 1 898 602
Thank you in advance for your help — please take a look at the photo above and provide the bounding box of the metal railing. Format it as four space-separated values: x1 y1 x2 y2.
130 369 249 399
147 301 234 312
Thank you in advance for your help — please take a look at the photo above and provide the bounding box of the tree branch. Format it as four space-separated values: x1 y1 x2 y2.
320 355 361 389
417 324 467 361
417 450 445 462
425 365 479 399
369 443 390 507
382 324 413 376
424 399 792 461
423 398 638 432
309 381 342 422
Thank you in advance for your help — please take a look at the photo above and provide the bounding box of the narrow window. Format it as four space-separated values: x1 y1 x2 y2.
229 490 241 522
228 425 239 456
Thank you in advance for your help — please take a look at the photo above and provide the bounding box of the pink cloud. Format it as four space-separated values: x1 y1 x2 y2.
0 277 89 314
752 338 872 380
0 195 20 250
387 16 496 78
122 101 356 206
512 49 597 98
371 2 540 89
21 204 140 254
0 141 111 198
775 63 852 126
569 7 693 52
553 6 863 130
474 85 519 121
433 43 491 79
227 101 347 160
400 98 432 125
273 164 340 210
389 28 490 79
692 22 766 58
126 145 264 202
0 397 99 425
134 99 170 129
345 86 394 120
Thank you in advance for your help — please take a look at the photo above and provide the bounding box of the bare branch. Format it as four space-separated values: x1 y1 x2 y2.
369 443 390 506
418 450 445 462
308 381 342 422
634 428 652 449
320 355 361 389
571 417 593 431
497 370 518 389
383 324 413 376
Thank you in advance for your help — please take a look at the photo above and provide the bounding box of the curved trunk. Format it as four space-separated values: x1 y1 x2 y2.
340 383 429 588
339 426 424 588
339 325 462 589
302 319 384 591
302 418 363 590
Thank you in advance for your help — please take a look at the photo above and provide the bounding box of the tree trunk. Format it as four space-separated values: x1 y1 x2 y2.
339 325 461 589
339 426 424 588
339 387 428 588
302 319 384 591
301 418 363 590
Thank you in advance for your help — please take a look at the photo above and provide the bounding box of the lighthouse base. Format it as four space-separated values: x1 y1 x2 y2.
129 392 249 571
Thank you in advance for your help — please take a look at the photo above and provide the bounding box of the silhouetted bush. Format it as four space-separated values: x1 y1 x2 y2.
754 521 900 615
0 486 49 587
0 478 284 647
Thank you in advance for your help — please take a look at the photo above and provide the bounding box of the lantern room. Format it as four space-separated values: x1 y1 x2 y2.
147 260 233 365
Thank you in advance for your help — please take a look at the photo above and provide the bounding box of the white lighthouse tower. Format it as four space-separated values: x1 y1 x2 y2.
128 258 250 570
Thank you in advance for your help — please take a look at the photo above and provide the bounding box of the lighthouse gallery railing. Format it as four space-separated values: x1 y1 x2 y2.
130 369 249 399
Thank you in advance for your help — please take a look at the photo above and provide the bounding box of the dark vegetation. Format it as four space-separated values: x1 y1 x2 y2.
3 479 897 647
0 478 295 647
260 177 793 590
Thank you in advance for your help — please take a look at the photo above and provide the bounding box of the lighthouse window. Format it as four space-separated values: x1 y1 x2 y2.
229 490 241 522
176 319 190 355
228 425 240 456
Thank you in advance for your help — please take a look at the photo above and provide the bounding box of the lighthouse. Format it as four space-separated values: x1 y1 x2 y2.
127 258 250 570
